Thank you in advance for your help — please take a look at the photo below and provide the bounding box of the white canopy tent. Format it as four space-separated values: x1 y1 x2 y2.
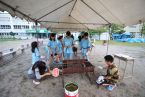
0 0 145 31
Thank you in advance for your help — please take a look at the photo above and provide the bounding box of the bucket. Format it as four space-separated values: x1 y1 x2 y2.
65 82 79 97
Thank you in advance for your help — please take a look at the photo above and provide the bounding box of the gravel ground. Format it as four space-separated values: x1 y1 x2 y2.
0 40 145 97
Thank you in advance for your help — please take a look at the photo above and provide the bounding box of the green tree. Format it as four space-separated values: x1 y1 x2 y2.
111 23 124 34
89 26 107 34
10 31 15 39
141 23 145 35
88 26 107 40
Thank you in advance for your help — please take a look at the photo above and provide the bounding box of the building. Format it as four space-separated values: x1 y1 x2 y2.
124 24 143 38
0 11 36 38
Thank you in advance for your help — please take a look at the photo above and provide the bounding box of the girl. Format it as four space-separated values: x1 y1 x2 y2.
57 36 63 59
28 61 51 85
45 45 52 69
31 41 40 65
47 33 60 66
80 32 91 59
47 33 58 57
63 31 74 59
45 45 50 61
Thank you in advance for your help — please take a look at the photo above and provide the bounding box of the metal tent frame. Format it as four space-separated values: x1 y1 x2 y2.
0 0 123 54
0 0 112 27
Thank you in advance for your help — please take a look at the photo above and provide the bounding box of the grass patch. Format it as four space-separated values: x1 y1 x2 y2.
94 40 145 47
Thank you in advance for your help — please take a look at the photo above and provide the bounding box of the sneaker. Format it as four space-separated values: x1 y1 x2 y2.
106 84 116 91
33 80 40 85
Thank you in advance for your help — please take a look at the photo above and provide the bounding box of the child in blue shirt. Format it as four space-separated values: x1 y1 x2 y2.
57 36 63 59
63 31 74 59
47 33 58 57
31 41 40 65
47 33 63 65
45 45 50 60
80 32 91 59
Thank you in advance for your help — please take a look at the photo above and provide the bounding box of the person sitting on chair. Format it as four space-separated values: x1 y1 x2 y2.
96 55 119 90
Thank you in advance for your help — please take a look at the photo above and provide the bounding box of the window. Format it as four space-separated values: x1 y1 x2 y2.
0 17 10 21
6 25 11 29
14 25 17 29
0 25 11 29
129 25 136 28
13 25 29 29
18 25 21 29
26 25 29 29
13 25 21 29
21 25 25 29
20 25 29 29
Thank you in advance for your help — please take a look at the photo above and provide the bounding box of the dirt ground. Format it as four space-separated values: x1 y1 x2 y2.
0 40 145 97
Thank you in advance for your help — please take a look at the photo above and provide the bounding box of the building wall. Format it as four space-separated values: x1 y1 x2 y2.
124 24 143 38
124 24 141 33
0 11 35 38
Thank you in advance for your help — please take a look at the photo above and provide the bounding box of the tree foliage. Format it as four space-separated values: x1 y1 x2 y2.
142 23 145 34
10 32 16 39
88 23 124 35
10 32 15 36
88 26 107 35
111 23 124 34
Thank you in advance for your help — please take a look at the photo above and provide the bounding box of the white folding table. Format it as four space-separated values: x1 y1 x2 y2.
114 54 135 79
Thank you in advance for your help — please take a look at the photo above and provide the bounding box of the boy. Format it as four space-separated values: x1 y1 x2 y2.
97 55 119 89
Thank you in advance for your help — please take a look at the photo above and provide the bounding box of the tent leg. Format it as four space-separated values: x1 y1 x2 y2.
35 21 39 42
106 24 111 55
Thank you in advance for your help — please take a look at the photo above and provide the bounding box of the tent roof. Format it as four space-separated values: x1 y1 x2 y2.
0 0 145 31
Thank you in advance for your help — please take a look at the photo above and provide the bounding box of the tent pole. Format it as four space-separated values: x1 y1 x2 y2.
69 0 77 16
139 20 144 38
38 20 107 25
106 24 111 55
81 0 110 24
37 0 74 20
142 22 145 38
50 27 87 30
35 21 39 42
